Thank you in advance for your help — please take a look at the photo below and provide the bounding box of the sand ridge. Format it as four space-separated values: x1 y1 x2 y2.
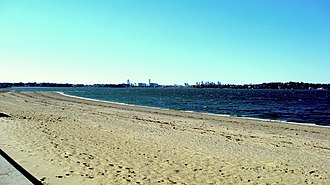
0 91 329 184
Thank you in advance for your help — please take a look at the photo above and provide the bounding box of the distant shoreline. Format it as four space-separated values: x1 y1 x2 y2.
1 81 330 90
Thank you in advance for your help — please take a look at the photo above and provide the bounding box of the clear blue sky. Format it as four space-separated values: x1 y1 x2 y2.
1 0 329 85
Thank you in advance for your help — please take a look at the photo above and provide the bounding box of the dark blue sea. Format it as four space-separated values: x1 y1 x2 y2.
7 87 330 126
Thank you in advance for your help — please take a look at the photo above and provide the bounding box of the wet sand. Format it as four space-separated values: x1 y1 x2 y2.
0 91 329 184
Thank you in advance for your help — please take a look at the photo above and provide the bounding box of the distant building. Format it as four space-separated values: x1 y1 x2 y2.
138 83 147 87
149 83 159 87
127 79 131 87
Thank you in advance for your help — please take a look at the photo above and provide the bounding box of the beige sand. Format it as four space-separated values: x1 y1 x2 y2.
0 91 329 184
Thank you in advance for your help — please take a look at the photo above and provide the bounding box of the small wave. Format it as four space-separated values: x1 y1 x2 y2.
57 92 330 128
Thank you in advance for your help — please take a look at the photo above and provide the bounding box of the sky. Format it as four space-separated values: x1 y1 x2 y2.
1 0 330 85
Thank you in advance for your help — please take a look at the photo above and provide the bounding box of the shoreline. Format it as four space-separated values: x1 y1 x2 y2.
4 87 329 127
58 91 330 129
1 91 329 184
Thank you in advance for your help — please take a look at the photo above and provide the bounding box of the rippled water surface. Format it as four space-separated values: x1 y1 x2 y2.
7 87 330 126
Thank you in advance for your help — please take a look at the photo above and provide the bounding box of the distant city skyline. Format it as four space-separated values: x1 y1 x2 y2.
1 0 330 85
2 81 329 90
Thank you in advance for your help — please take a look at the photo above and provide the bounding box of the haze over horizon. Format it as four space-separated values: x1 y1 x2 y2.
1 0 329 85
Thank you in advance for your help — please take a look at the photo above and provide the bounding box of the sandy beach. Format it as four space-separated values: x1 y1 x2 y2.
0 91 329 184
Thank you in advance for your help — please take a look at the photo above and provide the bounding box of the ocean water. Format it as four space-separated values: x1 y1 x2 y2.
6 87 330 126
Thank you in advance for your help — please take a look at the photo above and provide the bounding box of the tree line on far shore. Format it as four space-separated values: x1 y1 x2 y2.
1 81 329 90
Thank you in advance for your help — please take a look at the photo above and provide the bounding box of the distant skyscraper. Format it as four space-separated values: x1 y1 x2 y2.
149 79 151 86
127 79 130 86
